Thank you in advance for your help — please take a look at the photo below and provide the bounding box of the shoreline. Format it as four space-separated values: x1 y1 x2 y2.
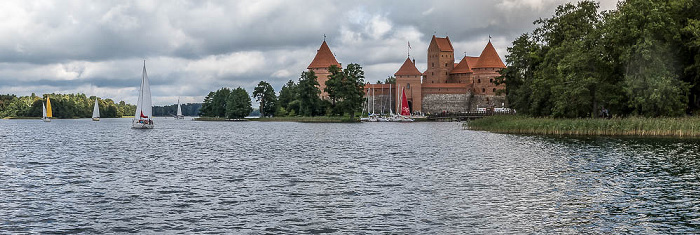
194 116 360 123
465 115 700 137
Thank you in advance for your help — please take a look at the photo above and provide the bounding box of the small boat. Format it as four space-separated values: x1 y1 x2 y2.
175 98 184 119
132 61 154 129
92 99 100 121
42 97 52 122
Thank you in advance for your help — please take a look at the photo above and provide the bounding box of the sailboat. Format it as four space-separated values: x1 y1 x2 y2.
42 97 52 122
92 99 100 121
393 87 414 122
175 98 184 119
132 61 154 129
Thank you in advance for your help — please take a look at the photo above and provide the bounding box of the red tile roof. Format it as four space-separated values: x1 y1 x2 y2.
465 56 479 67
473 41 505 68
432 35 454 52
308 41 341 69
395 57 422 76
450 56 474 74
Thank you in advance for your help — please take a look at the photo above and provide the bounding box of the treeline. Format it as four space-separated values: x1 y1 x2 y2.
0 93 135 118
499 0 700 118
199 63 366 119
153 103 202 117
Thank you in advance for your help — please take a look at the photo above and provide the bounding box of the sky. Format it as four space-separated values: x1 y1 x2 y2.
0 0 618 106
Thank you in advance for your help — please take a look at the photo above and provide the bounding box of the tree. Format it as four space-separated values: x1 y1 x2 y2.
277 80 297 116
605 0 690 116
252 81 277 117
324 65 343 112
226 87 252 119
325 63 366 118
199 91 215 116
384 76 396 84
296 70 321 116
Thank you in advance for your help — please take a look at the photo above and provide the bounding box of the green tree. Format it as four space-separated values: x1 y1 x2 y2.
384 76 396 84
226 87 252 119
324 65 343 112
252 81 277 117
325 63 366 118
277 80 297 116
296 70 321 116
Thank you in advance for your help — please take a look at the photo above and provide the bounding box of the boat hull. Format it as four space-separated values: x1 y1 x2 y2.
132 120 154 129
92 118 100 121
175 115 184 119
42 117 51 122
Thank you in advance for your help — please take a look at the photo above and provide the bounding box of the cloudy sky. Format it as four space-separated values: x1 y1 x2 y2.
0 0 617 105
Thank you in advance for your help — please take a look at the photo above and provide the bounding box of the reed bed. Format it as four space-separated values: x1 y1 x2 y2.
466 115 700 137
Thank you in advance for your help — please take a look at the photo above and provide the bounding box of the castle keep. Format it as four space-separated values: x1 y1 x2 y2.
308 35 507 114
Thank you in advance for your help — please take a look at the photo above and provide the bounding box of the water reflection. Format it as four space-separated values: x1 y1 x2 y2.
0 118 698 233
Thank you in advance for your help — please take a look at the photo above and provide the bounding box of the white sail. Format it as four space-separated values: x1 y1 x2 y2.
176 98 182 116
92 99 100 118
42 103 47 118
132 61 154 128
134 62 152 119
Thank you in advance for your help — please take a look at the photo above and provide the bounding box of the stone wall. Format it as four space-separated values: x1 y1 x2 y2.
421 93 469 113
421 93 508 113
466 94 507 111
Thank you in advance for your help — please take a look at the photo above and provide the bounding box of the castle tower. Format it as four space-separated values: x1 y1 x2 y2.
424 35 455 84
395 57 423 113
472 41 506 95
449 56 477 85
308 40 341 98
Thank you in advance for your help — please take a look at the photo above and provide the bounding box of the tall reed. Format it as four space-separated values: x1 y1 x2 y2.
465 115 700 137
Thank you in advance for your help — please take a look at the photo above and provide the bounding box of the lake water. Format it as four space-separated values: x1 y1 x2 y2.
1 118 699 233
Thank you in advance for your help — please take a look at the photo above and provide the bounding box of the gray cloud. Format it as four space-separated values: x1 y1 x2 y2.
0 0 617 105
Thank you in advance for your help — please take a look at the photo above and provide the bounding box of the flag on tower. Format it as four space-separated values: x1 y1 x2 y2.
408 41 411 49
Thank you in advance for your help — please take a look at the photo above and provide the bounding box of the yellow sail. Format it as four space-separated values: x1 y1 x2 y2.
46 97 52 118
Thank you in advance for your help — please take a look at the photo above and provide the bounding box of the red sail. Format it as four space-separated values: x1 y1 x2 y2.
140 110 148 119
400 88 410 116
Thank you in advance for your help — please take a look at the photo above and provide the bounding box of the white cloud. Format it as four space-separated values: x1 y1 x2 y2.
0 0 620 106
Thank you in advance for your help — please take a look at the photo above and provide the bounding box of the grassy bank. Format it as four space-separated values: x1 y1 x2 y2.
466 115 700 137
194 116 359 123
3 116 41 119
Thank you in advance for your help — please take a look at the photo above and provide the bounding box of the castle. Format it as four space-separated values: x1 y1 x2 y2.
307 35 506 114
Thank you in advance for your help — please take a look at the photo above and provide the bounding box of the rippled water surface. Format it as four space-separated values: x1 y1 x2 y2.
1 118 699 233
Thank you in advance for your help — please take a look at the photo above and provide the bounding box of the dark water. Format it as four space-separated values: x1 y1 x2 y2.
1 118 699 234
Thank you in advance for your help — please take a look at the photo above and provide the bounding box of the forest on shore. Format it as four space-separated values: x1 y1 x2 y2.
0 93 135 118
499 0 700 118
199 64 367 119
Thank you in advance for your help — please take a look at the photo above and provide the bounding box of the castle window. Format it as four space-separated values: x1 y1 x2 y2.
406 83 410 89
432 63 434 68
431 72 434 75
482 88 485 93
493 88 496 92
478 79 481 83
490 79 493 83
445 63 448 67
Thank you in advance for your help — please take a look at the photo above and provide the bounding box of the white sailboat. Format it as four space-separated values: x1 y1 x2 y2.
175 98 184 119
92 99 100 121
42 98 51 122
132 61 154 129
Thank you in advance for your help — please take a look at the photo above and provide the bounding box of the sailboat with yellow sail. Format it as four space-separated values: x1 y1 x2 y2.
42 97 52 122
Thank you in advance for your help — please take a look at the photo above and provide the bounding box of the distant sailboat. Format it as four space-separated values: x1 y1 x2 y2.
42 97 52 122
175 98 184 119
132 61 154 129
92 99 100 121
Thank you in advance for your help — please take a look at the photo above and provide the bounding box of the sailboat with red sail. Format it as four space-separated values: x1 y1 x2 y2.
390 87 414 122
